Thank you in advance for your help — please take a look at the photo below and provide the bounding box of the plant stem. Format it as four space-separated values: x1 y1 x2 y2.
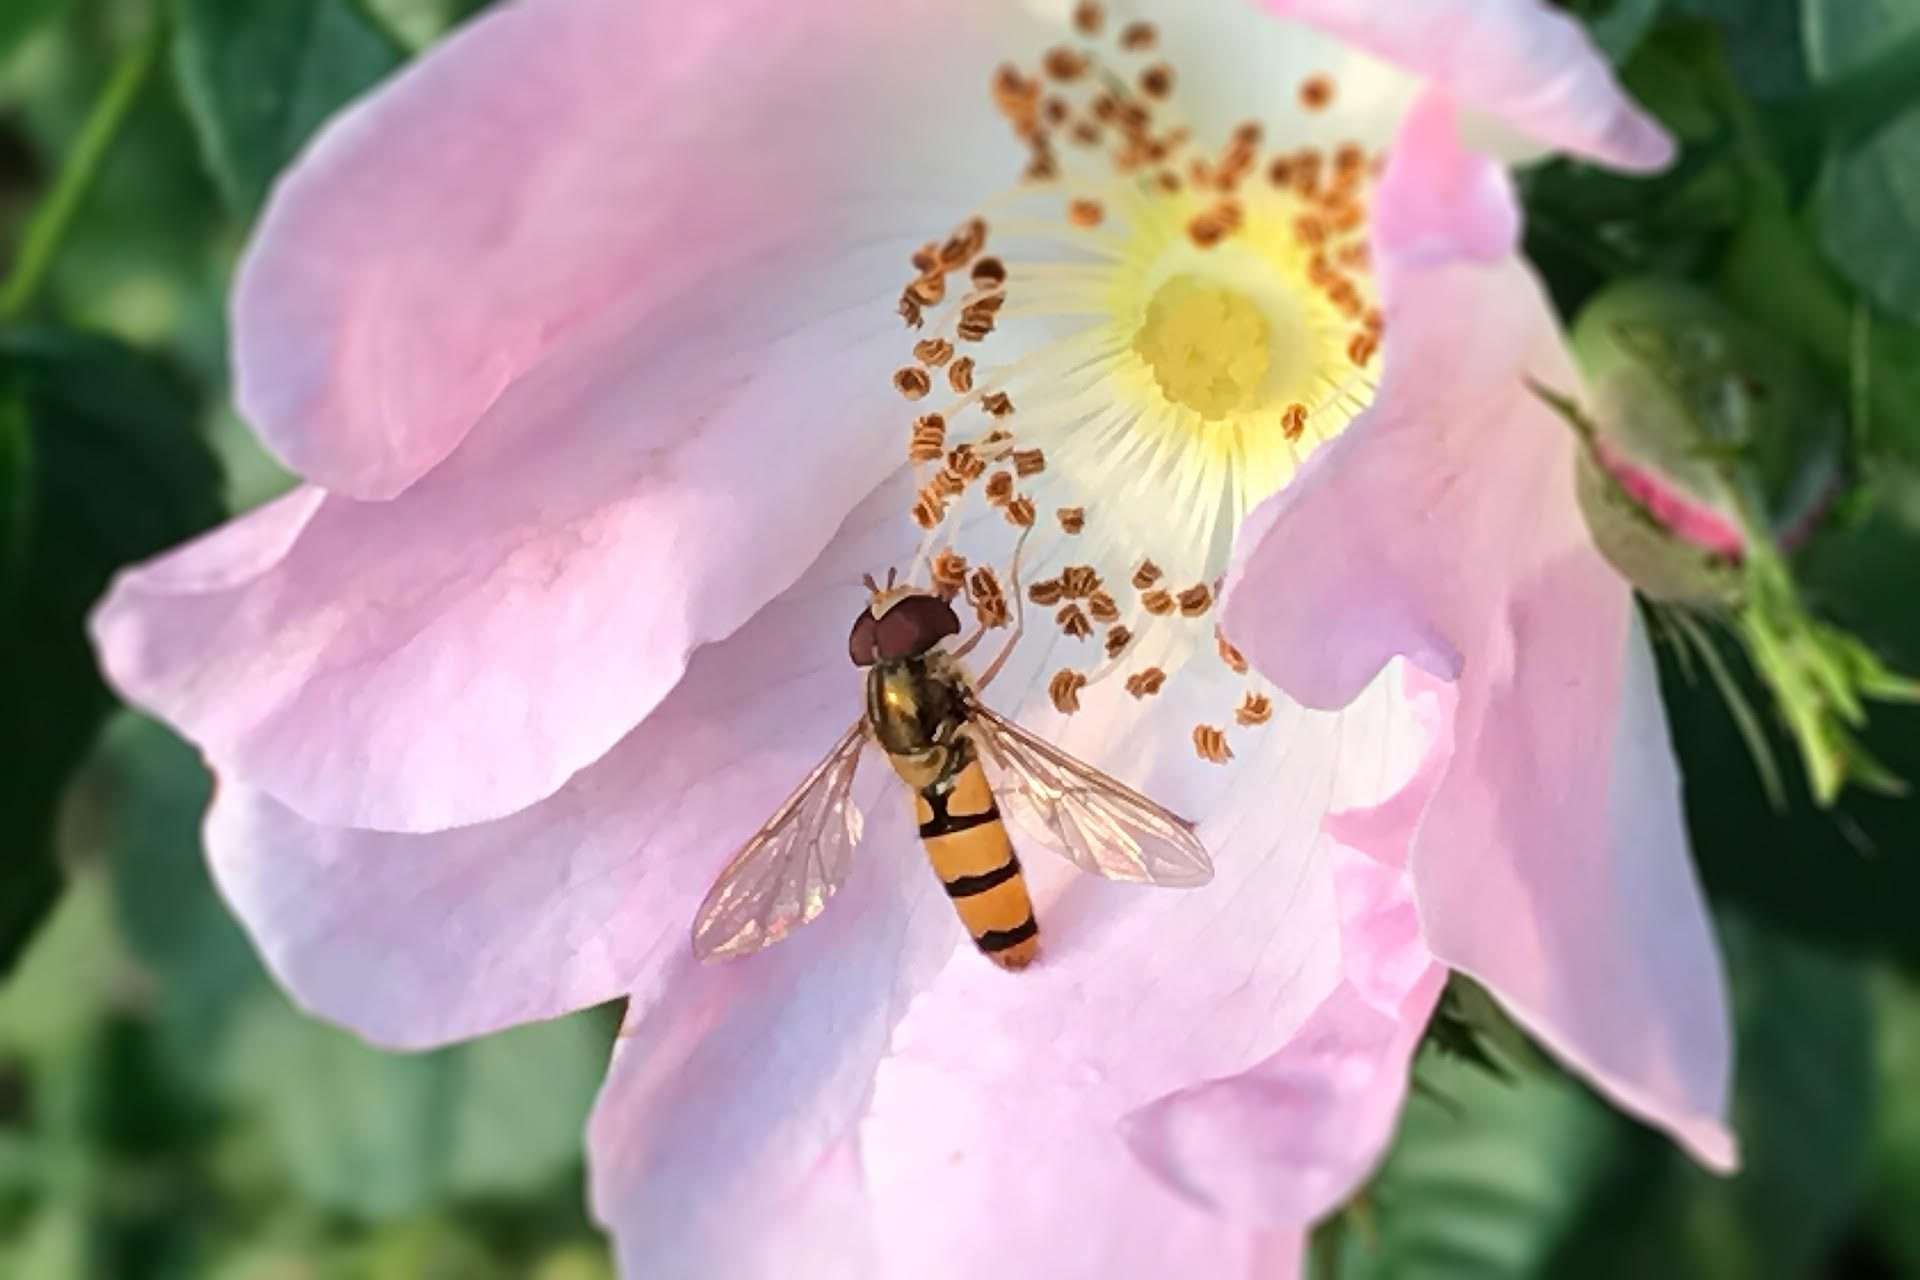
0 20 166 322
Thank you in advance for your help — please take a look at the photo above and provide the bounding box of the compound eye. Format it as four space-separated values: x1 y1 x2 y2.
848 610 880 667
875 594 960 661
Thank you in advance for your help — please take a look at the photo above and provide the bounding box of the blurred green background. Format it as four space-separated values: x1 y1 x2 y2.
3 1 1920 1277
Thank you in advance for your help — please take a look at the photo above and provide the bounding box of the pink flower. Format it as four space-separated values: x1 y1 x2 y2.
90 1 1732 1273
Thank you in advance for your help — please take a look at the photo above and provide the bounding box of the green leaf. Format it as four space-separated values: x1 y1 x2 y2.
1870 970 1920 1271
1669 0 1812 99
1657 622 1920 967
89 714 264 1052
1805 2 1920 326
0 329 221 975
1797 461 1920 675
217 1002 613 1221
0 0 68 65
1555 0 1665 63
171 0 404 214
1325 917 1872 1280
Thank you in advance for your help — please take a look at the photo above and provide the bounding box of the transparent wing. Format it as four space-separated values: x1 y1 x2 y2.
690 721 869 960
967 701 1213 887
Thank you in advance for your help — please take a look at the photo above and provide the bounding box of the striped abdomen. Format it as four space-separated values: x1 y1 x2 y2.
914 758 1039 970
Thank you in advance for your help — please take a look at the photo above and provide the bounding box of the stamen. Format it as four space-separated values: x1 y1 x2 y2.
1012 448 1046 477
1299 74 1334 111
1028 578 1065 606
1177 584 1213 617
895 367 932 400
1068 198 1105 228
1126 668 1167 698
1193 724 1234 764
1060 565 1101 597
1216 629 1249 674
1104 625 1132 658
1005 495 1037 527
1132 560 1163 589
968 566 1010 628
930 549 968 597
1141 589 1175 616
1073 1 1103 37
1119 21 1156 51
909 413 947 462
1087 590 1120 624
1050 669 1088 713
1057 506 1086 534
1057 603 1093 639
915 338 955 367
1236 693 1273 727
950 357 976 393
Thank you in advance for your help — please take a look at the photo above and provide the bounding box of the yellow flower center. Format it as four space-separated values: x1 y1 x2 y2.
879 6 1387 765
1133 275 1273 421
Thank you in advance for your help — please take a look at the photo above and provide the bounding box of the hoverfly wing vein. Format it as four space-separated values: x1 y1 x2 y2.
965 701 1213 887
690 720 871 960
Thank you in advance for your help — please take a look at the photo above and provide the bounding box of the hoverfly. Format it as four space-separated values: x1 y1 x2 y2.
691 557 1214 970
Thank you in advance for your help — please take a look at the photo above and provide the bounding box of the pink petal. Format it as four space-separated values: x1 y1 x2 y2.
201 480 927 1047
585 665 1420 1275
98 266 928 832
1222 95 1735 1170
237 0 1026 498
1123 667 1449 1226
1264 0 1673 171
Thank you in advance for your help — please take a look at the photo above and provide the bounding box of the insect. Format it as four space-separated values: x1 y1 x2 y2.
690 556 1214 970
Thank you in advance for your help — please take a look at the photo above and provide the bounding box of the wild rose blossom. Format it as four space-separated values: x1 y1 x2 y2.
91 1 1733 1273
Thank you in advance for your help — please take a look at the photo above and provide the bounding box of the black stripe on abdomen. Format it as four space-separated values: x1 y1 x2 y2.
918 785 1002 839
976 915 1039 953
942 855 1022 899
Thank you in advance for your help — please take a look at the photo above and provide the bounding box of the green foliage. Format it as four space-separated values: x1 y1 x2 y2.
0 331 220 974
1805 2 1920 326
172 0 404 215
1325 918 1874 1280
0 0 69 65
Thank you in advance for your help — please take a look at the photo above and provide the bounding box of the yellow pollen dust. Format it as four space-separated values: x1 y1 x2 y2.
1132 275 1272 422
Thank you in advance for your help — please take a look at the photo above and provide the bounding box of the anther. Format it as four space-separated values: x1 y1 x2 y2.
1049 669 1088 713
968 566 1011 629
1236 693 1273 727
1299 73 1334 111
940 217 988 268
1057 506 1086 534
1193 724 1234 764
906 273 946 307
1141 589 1175 616
1119 21 1157 51
930 549 969 597
1068 197 1104 228
1044 46 1089 80
1057 603 1093 639
894 367 932 400
1060 565 1100 597
1028 578 1066 606
1005 495 1037 527
1073 1 1104 36
1282 403 1308 442
985 471 1015 506
908 414 947 463
1104 625 1132 658
947 442 987 481
1140 64 1173 99
912 243 941 274
1125 668 1166 698
912 490 947 529
1217 629 1249 674
932 467 967 498
1087 590 1120 624
949 357 976 393
1177 584 1213 617
1013 448 1045 477
971 257 1007 288
914 337 955 367
1347 332 1378 366
1132 559 1162 589
982 391 1015 418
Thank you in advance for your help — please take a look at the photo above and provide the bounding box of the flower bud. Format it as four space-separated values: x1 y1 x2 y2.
1565 278 1845 605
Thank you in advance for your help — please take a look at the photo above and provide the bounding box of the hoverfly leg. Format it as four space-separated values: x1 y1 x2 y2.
973 525 1033 693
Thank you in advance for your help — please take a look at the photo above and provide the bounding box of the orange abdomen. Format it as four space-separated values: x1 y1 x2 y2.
912 759 1039 969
